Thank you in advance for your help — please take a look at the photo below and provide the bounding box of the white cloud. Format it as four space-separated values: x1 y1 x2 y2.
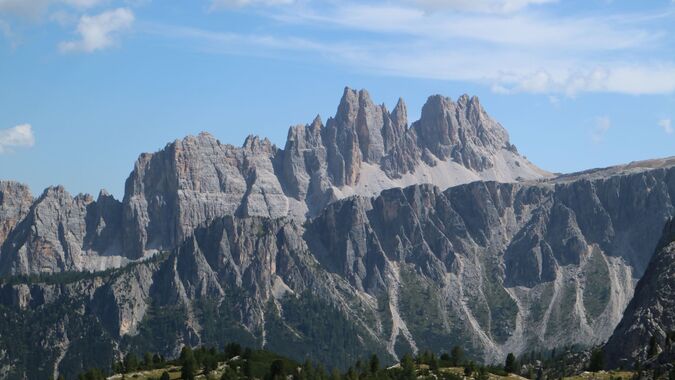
592 116 611 143
143 0 675 96
659 118 673 134
0 0 103 19
62 0 105 8
412 0 557 13
0 18 12 39
0 0 51 19
59 7 134 53
50 10 77 26
211 0 294 10
0 124 35 153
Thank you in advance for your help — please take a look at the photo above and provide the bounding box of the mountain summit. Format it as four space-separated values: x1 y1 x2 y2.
0 87 548 274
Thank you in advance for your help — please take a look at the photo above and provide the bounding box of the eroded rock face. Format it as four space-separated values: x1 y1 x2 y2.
2 162 674 378
0 187 126 275
604 219 675 368
0 215 383 379
118 88 546 257
4 87 673 378
0 181 33 250
413 95 510 171
0 88 548 270
306 164 675 361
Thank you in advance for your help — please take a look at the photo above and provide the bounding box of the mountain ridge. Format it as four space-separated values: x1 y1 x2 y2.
1 88 674 379
0 87 547 275
3 159 675 378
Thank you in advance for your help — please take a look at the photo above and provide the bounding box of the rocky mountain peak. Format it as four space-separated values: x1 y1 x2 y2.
391 97 408 127
243 134 276 155
0 181 33 250
310 114 322 130
2 87 549 268
412 93 510 171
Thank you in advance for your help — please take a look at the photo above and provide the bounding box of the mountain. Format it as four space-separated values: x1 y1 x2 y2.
2 158 675 378
603 218 675 368
0 88 547 275
0 88 673 379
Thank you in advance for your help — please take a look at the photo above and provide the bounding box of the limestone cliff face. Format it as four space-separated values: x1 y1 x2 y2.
0 215 381 379
307 162 675 361
0 181 32 247
30 88 548 260
118 88 546 257
2 160 675 378
0 186 126 275
5 88 675 378
122 132 289 258
603 219 675 368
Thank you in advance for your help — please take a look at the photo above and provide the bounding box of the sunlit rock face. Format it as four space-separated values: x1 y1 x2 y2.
0 87 547 270
5 88 675 378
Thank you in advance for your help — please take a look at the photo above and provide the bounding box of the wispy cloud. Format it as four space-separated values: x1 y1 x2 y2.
592 116 611 143
410 0 557 13
0 0 51 19
0 18 14 46
0 124 35 153
0 0 103 19
188 1 675 95
211 0 294 10
59 7 134 53
62 0 106 9
659 118 673 134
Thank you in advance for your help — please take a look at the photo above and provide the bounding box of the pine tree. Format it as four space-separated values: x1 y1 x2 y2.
221 366 238 380
124 352 139 373
588 349 604 372
505 353 517 373
477 367 489 380
182 356 197 380
244 358 253 378
144 352 153 369
648 336 659 358
330 368 341 380
204 354 218 376
303 359 315 380
369 354 380 374
451 346 463 367
401 354 416 380
464 361 475 377
180 346 194 364
270 359 286 380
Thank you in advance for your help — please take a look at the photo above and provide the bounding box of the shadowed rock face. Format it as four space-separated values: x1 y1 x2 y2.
603 219 675 368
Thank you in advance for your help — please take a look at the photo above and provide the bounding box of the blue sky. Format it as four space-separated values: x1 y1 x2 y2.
0 0 674 198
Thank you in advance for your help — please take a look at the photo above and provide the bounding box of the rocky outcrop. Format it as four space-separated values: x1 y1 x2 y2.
0 88 547 269
118 87 547 258
307 162 675 361
603 219 675 368
4 87 674 378
2 160 675 378
0 215 382 379
0 181 33 250
0 187 127 275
